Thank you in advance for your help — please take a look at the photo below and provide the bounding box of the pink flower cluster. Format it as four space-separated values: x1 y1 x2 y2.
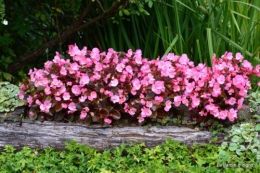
18 44 260 124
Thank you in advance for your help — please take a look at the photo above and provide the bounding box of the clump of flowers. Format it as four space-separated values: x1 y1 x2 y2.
18 44 260 125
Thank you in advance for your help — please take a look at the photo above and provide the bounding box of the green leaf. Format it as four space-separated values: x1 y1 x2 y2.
123 9 130 16
255 124 260 131
229 143 238 151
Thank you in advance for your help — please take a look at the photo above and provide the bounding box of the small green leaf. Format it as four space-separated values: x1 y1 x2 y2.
123 9 130 16
255 124 260 131
229 143 238 151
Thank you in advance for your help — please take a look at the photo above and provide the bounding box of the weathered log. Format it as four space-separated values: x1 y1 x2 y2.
0 119 225 151
0 106 258 151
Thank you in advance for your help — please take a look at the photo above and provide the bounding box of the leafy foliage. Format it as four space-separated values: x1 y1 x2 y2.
0 139 258 172
0 82 24 112
220 122 260 161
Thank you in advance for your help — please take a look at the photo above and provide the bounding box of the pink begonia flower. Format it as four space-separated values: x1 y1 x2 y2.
90 48 100 61
146 101 153 108
61 103 68 109
34 151 38 155
141 107 152 117
18 91 24 100
228 108 237 121
132 78 141 90
225 52 233 60
237 98 244 109
191 97 200 108
68 44 81 56
60 66 67 75
79 95 87 102
239 89 247 97
71 85 81 96
40 100 52 113
94 62 103 71
173 85 180 92
59 86 66 94
29 111 34 116
140 99 146 105
216 74 225 85
51 79 63 88
179 54 189 65
42 78 49 86
63 92 71 101
55 97 61 101
83 107 89 112
67 81 72 86
35 99 42 105
80 111 87 120
181 96 189 106
219 110 228 120
128 108 137 116
227 97 236 105
90 91 97 98
185 82 194 93
125 65 133 74
68 102 77 112
232 75 245 87
212 83 221 97
134 49 142 65
205 103 218 112
235 52 243 62
154 96 164 105
110 78 119 87
138 116 144 123
164 100 172 112
70 62 80 71
242 60 253 71
119 96 127 104
104 118 112 124
152 81 165 94
147 74 155 84
111 95 120 103
141 64 151 73
174 96 182 107
116 63 125 72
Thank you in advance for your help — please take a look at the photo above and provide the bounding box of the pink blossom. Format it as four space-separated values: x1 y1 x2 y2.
191 97 200 108
71 85 81 96
68 102 77 112
125 65 133 74
70 62 80 71
110 78 119 87
152 81 165 94
185 82 194 93
132 78 141 90
79 95 87 102
141 107 152 117
60 67 67 75
94 62 103 71
227 97 236 105
164 100 172 112
227 108 237 121
63 92 71 101
80 75 90 86
116 63 125 72
232 75 245 87
43 87 51 95
40 100 52 113
90 48 100 61
61 103 68 109
235 52 243 62
216 75 225 85
128 108 137 116
173 96 182 107
146 101 153 108
80 111 87 119
179 54 189 65
154 96 164 105
111 95 120 103
104 118 112 124
212 83 221 97
134 50 142 65
242 60 253 71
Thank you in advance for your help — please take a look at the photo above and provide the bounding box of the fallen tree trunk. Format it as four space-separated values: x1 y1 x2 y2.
0 119 225 151
1 106 258 151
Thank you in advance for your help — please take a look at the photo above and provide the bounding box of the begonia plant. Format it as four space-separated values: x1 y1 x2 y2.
18 44 260 125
